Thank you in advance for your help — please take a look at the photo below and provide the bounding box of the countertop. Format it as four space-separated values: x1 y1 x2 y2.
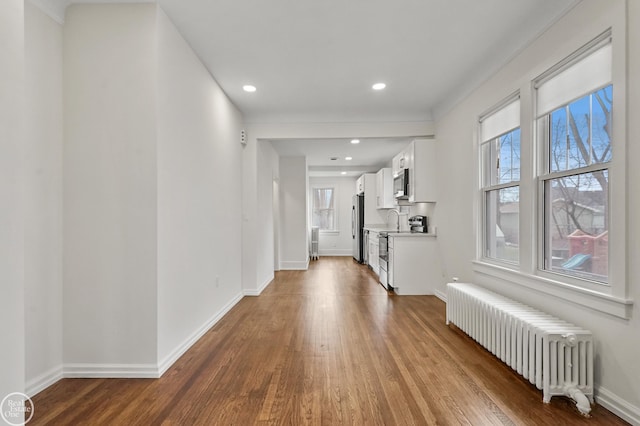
363 226 436 238
387 232 437 238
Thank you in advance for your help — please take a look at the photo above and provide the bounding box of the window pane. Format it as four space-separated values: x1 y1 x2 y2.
544 170 608 283
550 106 567 172
312 187 336 231
481 140 499 187
567 95 590 169
482 128 520 186
499 129 520 183
591 85 613 164
549 85 612 173
312 210 335 230
485 187 519 262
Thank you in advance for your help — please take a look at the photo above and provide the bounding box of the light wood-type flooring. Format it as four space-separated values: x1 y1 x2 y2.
30 257 628 425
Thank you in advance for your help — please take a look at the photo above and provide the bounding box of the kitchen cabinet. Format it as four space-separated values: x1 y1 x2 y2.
388 246 394 289
375 168 394 209
408 138 437 203
355 174 365 194
392 150 409 177
367 230 379 275
359 173 388 225
387 234 441 295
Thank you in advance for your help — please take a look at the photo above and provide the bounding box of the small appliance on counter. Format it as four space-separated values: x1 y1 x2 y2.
409 215 428 233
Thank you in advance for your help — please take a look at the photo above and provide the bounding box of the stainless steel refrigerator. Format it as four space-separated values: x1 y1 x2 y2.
352 194 365 263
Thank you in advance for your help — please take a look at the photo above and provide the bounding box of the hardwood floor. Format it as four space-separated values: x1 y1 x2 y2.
30 257 627 425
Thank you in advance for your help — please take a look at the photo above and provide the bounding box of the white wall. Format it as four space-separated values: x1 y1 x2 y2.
24 0 64 395
279 157 309 269
255 141 279 288
63 4 158 367
434 0 640 422
309 177 357 256
241 135 258 293
0 0 25 399
243 121 434 290
156 8 244 368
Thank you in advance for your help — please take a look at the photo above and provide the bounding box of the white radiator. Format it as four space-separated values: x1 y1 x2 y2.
446 283 594 416
310 226 319 260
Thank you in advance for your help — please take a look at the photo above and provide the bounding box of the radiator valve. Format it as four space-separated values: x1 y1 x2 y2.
562 333 578 347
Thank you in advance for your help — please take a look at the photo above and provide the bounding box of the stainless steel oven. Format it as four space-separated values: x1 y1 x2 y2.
378 232 389 290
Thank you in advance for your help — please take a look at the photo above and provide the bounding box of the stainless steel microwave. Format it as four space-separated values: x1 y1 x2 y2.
393 168 409 199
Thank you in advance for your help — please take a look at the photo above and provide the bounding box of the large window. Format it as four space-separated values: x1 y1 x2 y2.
536 34 612 284
311 187 336 231
480 97 521 262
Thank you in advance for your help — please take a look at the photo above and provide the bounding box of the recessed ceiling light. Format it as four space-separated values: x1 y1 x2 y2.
341 171 347 175
372 83 386 90
330 157 338 161
350 139 360 144
243 85 257 92
345 157 353 161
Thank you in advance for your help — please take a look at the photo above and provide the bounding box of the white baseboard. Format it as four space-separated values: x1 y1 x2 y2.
434 289 447 302
280 260 309 270
317 249 352 256
63 363 159 378
157 291 244 376
26 365 64 397
26 291 246 394
244 274 273 296
596 386 640 425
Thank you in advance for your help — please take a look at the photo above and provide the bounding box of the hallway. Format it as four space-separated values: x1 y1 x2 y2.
30 257 626 425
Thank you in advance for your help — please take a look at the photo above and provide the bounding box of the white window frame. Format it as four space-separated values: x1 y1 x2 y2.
479 94 521 265
534 32 616 294
473 27 631 319
311 186 338 234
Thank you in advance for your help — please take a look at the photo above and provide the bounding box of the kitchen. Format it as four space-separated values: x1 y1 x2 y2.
350 138 444 296
276 135 445 297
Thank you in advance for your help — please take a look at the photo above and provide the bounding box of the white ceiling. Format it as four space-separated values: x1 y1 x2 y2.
36 0 579 173
270 137 414 177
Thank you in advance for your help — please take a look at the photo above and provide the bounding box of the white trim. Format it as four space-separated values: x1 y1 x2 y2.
63 363 159 378
434 289 447 303
157 291 244 376
26 366 64 397
596 386 640 426
473 261 633 319
280 260 310 270
318 249 352 256
244 275 274 296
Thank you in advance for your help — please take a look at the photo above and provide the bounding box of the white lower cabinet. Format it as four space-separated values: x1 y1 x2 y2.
367 230 379 276
388 246 394 288
387 235 441 295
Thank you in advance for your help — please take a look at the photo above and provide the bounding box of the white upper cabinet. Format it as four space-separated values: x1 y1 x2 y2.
392 150 409 177
375 168 394 209
357 173 388 224
355 174 365 194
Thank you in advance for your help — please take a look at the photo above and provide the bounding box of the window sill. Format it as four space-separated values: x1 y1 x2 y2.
472 260 633 319
319 230 339 236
